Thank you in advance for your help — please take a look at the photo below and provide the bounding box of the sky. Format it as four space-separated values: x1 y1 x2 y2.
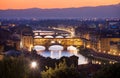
0 0 120 9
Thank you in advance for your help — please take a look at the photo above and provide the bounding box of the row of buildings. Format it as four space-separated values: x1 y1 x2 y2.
80 21 120 56
0 25 33 52
0 20 120 57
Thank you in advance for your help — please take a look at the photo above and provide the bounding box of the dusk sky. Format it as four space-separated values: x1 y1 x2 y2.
0 0 120 9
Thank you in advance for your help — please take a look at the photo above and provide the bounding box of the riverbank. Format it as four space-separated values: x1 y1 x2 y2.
79 48 120 64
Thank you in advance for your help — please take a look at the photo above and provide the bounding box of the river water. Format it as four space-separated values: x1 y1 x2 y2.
38 51 88 65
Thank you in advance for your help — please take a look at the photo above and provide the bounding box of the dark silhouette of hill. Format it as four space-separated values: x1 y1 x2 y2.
0 3 120 19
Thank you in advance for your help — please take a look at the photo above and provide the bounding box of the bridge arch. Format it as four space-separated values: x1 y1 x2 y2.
55 36 64 38
67 46 77 55
33 45 46 52
34 36 42 38
49 45 64 51
49 45 64 58
44 35 54 38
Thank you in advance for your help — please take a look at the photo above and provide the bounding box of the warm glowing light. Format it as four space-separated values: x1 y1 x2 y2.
110 61 115 64
31 61 37 68
20 41 23 49
51 41 55 44
95 61 99 64
29 44 33 51
58 41 61 43
108 52 111 54
86 45 90 48
109 61 112 64
119 53 120 56
103 51 106 53
98 62 101 65
34 33 38 36
98 50 101 52
113 52 116 55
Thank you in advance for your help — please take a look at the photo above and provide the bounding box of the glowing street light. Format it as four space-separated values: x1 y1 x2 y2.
31 61 37 69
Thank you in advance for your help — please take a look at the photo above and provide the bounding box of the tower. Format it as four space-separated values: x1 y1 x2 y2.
20 26 33 51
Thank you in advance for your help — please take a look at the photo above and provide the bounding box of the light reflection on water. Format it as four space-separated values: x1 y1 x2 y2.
38 51 88 65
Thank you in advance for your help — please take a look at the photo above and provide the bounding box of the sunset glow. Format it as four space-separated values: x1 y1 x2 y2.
0 0 120 9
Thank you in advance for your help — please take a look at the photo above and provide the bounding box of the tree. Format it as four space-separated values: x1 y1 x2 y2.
41 59 81 78
93 63 120 78
0 56 30 78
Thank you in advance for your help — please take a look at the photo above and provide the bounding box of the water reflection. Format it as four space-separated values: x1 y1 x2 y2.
50 51 62 58
38 51 88 65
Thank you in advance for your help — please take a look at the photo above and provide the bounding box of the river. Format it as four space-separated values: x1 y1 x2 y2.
37 51 88 65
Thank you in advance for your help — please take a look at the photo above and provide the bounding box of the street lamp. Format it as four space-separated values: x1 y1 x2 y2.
31 61 37 69
30 61 38 77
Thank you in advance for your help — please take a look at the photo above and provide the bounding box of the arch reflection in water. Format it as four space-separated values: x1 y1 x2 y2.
34 45 88 65
33 45 46 54
67 46 78 55
49 45 63 58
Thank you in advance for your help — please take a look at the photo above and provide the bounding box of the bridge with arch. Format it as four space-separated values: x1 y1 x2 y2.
19 26 83 52
33 38 83 49
33 27 83 49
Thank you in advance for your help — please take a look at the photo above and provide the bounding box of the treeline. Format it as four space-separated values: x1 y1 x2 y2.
27 51 79 71
0 51 79 78
0 50 120 78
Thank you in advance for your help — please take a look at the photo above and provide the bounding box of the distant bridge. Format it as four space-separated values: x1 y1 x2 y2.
52 27 75 37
